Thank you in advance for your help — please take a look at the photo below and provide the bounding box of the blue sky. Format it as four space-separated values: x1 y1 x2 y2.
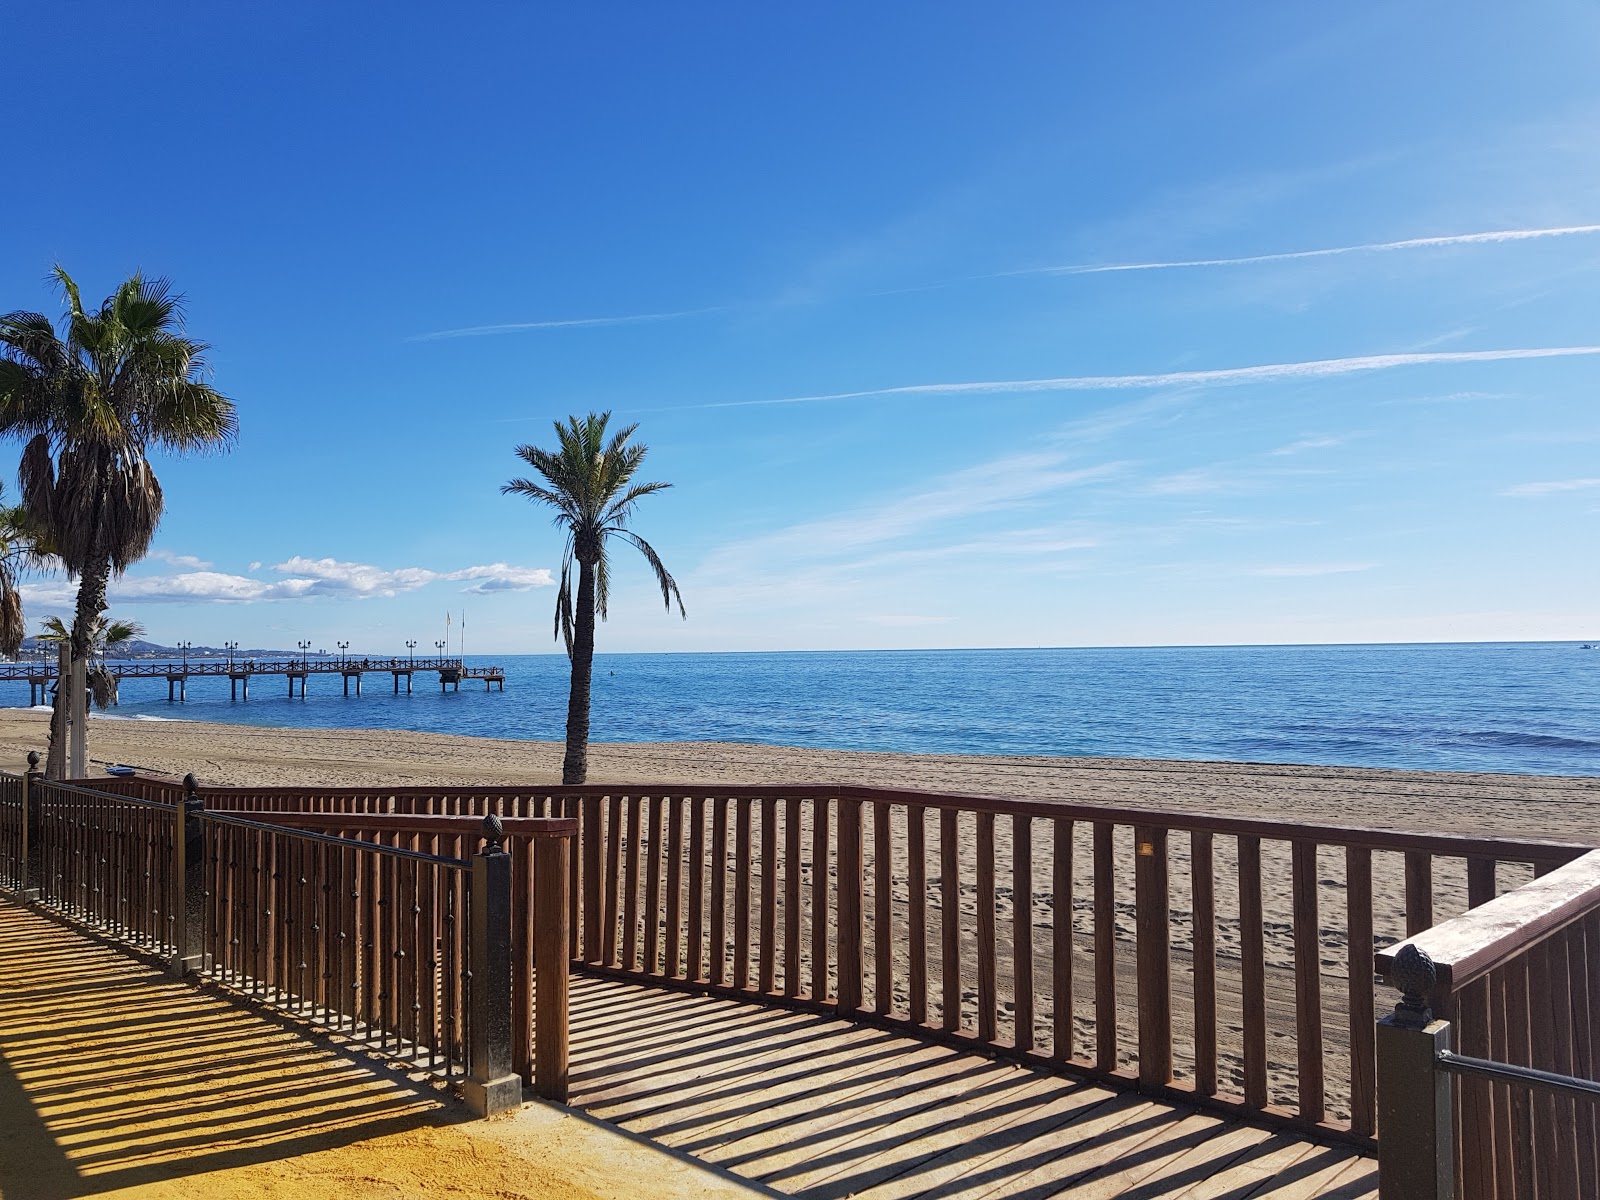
4 3 1598 654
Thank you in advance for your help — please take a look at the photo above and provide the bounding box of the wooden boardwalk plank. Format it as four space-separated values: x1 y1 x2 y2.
567 974 1377 1200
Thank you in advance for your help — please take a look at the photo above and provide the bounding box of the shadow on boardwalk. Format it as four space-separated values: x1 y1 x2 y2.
568 974 1379 1199
0 898 461 1199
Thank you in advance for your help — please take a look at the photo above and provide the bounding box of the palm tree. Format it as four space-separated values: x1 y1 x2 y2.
503 412 685 784
0 490 51 658
0 267 236 774
36 614 144 709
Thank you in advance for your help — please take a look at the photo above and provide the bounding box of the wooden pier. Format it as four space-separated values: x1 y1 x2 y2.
0 655 507 702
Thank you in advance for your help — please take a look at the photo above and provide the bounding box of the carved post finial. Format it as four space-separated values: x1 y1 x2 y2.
482 812 505 853
183 772 198 796
1391 942 1437 1028
25 750 39 771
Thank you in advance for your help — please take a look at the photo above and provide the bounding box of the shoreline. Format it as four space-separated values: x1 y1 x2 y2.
1 709 1595 842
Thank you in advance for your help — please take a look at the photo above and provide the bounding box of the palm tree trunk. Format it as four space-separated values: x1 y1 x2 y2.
44 645 66 779
65 551 109 779
562 559 597 785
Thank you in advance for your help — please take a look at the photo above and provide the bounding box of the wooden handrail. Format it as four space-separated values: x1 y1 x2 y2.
235 810 579 838
1375 848 1600 997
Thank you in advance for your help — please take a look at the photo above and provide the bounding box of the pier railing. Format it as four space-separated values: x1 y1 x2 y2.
2 770 570 1112
112 773 1595 1148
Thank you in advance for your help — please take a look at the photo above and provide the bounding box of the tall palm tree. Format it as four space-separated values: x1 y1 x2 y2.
0 267 236 774
0 490 51 658
503 412 685 784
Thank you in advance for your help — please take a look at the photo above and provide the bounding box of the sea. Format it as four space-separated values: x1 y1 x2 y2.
19 642 1600 778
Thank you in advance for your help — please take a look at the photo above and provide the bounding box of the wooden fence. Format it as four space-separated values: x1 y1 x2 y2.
113 774 1594 1147
0 770 21 893
1376 850 1600 1200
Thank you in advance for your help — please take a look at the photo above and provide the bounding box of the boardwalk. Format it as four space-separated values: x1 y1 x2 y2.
568 974 1378 1199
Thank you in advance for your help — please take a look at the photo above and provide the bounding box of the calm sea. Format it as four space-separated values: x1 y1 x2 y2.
27 643 1600 778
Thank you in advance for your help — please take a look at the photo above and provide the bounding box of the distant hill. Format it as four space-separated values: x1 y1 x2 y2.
17 637 299 660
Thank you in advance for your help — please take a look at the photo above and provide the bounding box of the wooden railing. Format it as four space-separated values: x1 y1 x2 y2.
0 770 21 893
1375 850 1600 1200
118 773 1594 1145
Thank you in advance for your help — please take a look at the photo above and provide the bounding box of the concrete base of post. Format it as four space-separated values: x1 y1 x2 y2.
168 953 203 978
21 887 39 903
462 1074 523 1117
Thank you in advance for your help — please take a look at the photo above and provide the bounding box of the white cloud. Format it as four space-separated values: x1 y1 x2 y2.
248 561 262 571
148 549 213 569
1269 436 1346 456
1010 224 1600 277
1250 563 1377 577
697 347 1600 411
410 307 722 341
1500 478 1600 498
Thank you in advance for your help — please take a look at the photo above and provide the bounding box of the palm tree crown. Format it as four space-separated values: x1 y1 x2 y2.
503 411 684 783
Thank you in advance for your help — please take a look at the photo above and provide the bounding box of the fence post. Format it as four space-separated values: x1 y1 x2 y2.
533 823 572 1102
169 773 206 977
1376 944 1454 1200
465 814 522 1117
21 751 41 901
837 796 864 1014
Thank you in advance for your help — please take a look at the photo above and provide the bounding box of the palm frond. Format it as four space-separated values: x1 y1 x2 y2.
619 531 686 618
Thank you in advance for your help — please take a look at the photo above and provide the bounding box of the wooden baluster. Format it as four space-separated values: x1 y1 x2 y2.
711 797 728 986
1553 931 1583 1199
582 796 602 962
1529 943 1559 1197
688 797 706 982
1053 818 1074 1062
1191 830 1217 1096
565 797 579 961
874 800 893 1014
784 796 801 997
1346 845 1376 1137
810 797 830 1000
1467 855 1497 909
734 797 751 989
1238 834 1267 1109
1290 839 1324 1122
1457 975 1497 1200
759 797 777 994
1503 956 1537 1195
976 811 997 1044
1134 826 1171 1089
602 796 622 967
908 804 927 1026
1013 814 1034 1053
1093 822 1117 1073
1581 915 1600 1195
622 797 641 971
837 796 864 1014
666 796 684 978
645 796 664 974
1404 850 1433 937
941 808 960 1032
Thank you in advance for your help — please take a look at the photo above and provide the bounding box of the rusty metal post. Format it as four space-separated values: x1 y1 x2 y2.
465 814 521 1117
1376 944 1454 1200
21 751 41 901
169 773 206 977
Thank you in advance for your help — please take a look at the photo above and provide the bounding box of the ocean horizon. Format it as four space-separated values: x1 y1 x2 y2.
18 640 1599 779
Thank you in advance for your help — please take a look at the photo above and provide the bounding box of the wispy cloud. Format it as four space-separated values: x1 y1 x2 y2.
1500 478 1600 498
148 549 213 569
1009 224 1600 278
409 307 722 341
1269 435 1347 456
695 347 1600 411
1251 562 1377 577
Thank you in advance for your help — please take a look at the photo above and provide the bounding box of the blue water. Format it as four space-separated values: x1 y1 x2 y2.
29 643 1600 777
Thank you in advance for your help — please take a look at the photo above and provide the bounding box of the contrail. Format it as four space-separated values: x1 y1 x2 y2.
1009 224 1600 277
410 306 723 341
693 347 1600 410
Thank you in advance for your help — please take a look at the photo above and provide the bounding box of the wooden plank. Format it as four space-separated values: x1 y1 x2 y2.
1192 830 1217 1096
645 795 664 975
583 796 602 962
811 797 830 1001
759 796 777 994
1404 850 1434 938
1053 818 1074 1062
711 797 728 986
908 803 928 1026
1456 975 1496 1200
1502 957 1537 1197
1093 821 1117 1073
976 811 997 1044
784 795 801 998
602 795 622 967
1548 932 1582 1200
622 797 641 972
1486 963 1517 1200
1134 824 1171 1090
734 797 751 989
941 807 960 1032
1529 943 1558 1199
837 797 864 1014
1582 914 1600 1195
1291 839 1325 1123
874 799 893 1014
1238 833 1267 1109
688 796 705 982
1013 813 1034 1053
1346 845 1377 1138
1468 855 1497 909
666 795 684 978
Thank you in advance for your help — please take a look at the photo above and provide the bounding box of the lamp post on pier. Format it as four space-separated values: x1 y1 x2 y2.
435 639 446 664
297 639 311 668
406 639 417 665
224 641 238 670
337 640 350 667
179 640 192 670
